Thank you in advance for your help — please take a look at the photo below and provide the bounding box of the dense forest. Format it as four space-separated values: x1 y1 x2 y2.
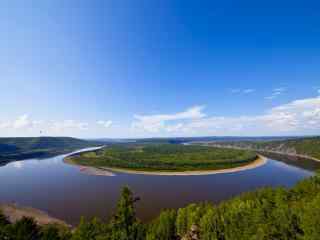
0 137 100 165
207 136 320 160
1 172 320 240
68 144 257 171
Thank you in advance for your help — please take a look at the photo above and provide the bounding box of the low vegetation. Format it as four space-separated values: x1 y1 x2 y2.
0 137 100 165
68 144 257 172
1 172 320 239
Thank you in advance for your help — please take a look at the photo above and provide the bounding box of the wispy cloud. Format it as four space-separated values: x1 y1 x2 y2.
230 88 256 94
243 89 255 94
230 89 241 94
0 114 39 130
0 116 89 133
50 120 89 132
0 121 10 129
2 95 320 137
132 96 320 135
97 120 113 128
132 105 206 133
0 116 104 137
265 87 286 100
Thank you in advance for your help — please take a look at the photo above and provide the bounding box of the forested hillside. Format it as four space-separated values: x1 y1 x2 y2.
1 172 320 240
208 137 320 160
0 137 100 164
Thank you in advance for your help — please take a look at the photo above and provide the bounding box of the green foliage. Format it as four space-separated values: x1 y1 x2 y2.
146 209 177 240
108 186 144 240
7 217 41 240
72 217 104 240
300 194 320 240
0 211 10 239
41 225 63 240
72 144 257 171
0 210 9 227
176 203 209 236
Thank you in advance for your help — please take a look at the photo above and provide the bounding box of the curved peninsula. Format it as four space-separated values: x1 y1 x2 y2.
65 144 266 176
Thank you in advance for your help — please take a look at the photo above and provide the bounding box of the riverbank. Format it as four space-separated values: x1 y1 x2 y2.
0 203 70 227
64 155 267 176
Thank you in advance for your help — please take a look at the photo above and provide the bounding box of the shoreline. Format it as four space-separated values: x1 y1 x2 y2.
0 203 71 227
64 155 267 176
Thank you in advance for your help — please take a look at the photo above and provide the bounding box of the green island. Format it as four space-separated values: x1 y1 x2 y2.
66 144 259 173
1 172 320 240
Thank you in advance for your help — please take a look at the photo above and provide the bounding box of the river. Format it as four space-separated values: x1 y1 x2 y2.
0 147 318 225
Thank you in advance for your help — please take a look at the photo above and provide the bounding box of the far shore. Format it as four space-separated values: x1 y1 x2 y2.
203 143 320 162
64 155 267 176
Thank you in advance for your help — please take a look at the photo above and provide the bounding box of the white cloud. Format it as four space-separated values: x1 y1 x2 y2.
0 121 10 129
97 120 113 128
243 89 255 94
132 97 320 135
0 116 91 136
1 96 320 137
230 89 241 94
13 114 32 129
0 115 39 130
165 123 184 133
230 89 255 94
50 120 89 132
265 87 286 100
0 115 119 137
132 105 206 133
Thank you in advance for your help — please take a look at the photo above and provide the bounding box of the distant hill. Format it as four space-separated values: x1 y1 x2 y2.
0 137 101 164
92 136 298 145
206 136 320 160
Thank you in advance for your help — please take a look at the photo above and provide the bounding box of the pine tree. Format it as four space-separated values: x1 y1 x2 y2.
109 186 144 240
72 217 104 240
0 211 10 240
41 225 61 240
7 217 41 240
146 209 177 240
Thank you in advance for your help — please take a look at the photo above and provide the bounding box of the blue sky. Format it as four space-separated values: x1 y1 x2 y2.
0 1 320 138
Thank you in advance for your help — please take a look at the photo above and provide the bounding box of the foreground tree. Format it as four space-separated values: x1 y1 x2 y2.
41 225 62 240
146 209 177 240
7 217 41 240
41 224 72 240
0 211 10 239
301 194 320 240
109 186 145 240
72 217 104 240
